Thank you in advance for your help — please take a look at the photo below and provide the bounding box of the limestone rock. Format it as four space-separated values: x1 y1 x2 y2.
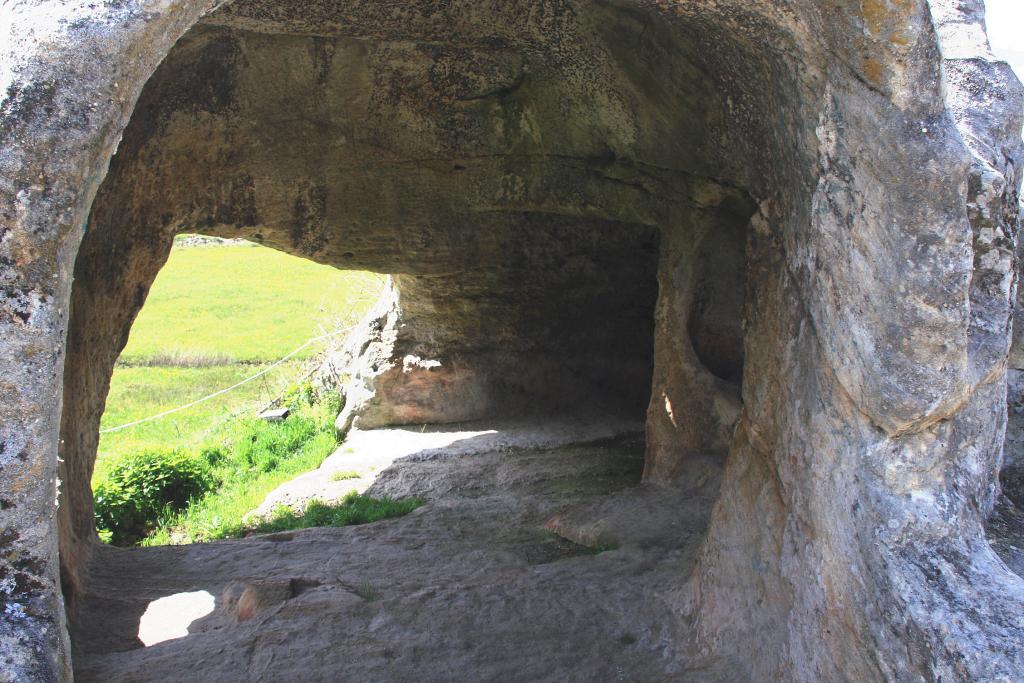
230 579 295 622
1 0 1023 680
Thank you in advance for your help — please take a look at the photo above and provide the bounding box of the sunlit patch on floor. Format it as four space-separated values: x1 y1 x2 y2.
138 591 215 646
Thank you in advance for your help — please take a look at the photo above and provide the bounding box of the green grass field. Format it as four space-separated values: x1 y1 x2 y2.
118 242 382 364
96 364 299 480
94 240 386 540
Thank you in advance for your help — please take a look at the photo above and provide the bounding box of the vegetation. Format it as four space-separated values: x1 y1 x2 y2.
352 582 382 602
109 395 422 546
584 541 620 554
96 380 336 545
96 364 294 481
96 241 383 478
92 238 406 546
117 241 382 364
139 395 339 545
245 492 423 536
93 449 214 545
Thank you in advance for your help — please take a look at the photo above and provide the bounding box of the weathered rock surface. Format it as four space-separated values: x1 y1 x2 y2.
252 415 643 518
71 431 736 682
2 0 1023 680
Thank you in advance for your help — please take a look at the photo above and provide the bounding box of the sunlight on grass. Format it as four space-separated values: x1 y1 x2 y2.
118 243 384 363
97 241 383 471
142 404 343 545
95 363 306 480
242 492 423 537
93 238 388 545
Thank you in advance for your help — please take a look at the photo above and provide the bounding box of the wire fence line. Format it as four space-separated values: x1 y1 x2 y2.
99 329 350 435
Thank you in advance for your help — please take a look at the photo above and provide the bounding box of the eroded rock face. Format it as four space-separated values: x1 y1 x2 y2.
2 0 1023 680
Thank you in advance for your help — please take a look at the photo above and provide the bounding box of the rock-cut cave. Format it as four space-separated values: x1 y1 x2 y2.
1 0 1023 681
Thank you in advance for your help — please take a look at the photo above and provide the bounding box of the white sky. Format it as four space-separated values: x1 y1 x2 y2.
985 0 1023 140
986 0 1024 79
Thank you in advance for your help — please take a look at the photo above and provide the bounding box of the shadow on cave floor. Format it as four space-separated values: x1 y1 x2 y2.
71 416 741 682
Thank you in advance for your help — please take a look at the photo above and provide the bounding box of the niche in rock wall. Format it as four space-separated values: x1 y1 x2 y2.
686 218 747 385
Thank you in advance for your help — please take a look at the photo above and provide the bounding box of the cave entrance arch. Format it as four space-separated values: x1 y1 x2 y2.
85 236 387 545
59 0 773 608
5 0 1013 680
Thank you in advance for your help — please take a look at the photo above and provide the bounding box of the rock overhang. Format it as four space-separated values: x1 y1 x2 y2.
1 0 1023 680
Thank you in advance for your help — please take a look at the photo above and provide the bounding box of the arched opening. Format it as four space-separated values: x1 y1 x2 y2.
58 2 772 677
90 235 387 547
5 0 1020 680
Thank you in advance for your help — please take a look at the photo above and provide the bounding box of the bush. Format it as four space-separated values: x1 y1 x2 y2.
96 397 346 546
279 381 342 418
94 449 214 545
200 446 229 467
137 411 340 544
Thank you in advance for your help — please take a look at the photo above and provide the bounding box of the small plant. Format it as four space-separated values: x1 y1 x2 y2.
234 415 323 473
278 381 342 419
319 392 342 420
585 541 619 554
330 470 361 482
245 492 423 536
200 446 228 467
94 449 214 545
353 581 380 602
279 380 316 409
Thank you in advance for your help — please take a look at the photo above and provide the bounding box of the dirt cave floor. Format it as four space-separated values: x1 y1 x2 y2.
71 418 740 682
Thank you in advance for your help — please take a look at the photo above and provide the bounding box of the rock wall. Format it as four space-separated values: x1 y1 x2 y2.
0 3 220 680
1 0 1022 680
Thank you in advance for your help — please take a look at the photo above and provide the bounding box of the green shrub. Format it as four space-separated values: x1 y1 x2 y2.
97 397 346 546
200 446 228 467
94 449 214 545
279 381 342 418
319 392 343 420
139 411 341 544
280 380 316 409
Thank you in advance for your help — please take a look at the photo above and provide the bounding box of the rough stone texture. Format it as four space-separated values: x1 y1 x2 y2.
1004 369 1024 497
2 0 1024 680
70 430 738 682
251 415 643 518
0 2 220 680
325 263 657 433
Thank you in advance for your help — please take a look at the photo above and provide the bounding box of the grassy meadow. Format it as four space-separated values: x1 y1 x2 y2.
116 241 381 365
94 238 392 543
